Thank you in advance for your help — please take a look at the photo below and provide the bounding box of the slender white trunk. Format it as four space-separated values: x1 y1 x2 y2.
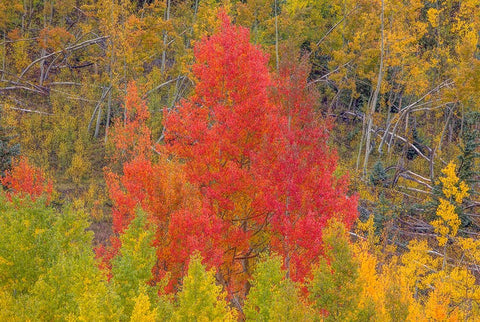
362 0 385 176
274 0 279 71
161 0 171 74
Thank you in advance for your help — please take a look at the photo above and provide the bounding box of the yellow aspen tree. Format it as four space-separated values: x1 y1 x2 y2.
353 239 388 320
129 286 159 322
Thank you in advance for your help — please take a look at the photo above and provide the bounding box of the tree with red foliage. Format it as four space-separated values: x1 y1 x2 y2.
99 82 159 273
165 12 357 292
263 56 358 281
108 82 152 166
165 12 279 296
1 157 53 202
103 12 357 299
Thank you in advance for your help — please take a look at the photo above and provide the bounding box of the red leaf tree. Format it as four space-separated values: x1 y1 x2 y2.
1 157 53 203
165 12 358 290
103 12 358 298
263 56 358 280
165 12 279 296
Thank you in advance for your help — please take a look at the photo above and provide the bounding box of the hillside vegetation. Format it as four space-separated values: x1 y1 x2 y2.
0 0 479 320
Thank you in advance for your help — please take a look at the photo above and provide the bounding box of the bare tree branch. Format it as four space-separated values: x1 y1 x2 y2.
7 106 53 115
18 36 109 79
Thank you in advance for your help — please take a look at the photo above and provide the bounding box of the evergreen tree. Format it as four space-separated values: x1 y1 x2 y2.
0 116 20 177
369 160 388 186
458 112 480 187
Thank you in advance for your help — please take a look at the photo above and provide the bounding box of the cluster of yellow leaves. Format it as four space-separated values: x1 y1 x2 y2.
353 230 480 320
130 286 159 322
432 199 461 246
439 162 470 203
172 253 237 322
349 162 480 320
431 161 469 246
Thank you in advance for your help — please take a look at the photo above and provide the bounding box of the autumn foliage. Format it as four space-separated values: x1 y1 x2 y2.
98 12 357 297
265 56 358 280
1 0 480 319
165 12 357 284
1 157 52 202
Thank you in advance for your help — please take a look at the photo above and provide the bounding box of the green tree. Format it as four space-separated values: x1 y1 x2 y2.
110 210 161 320
0 196 59 293
244 253 313 321
308 219 374 321
458 111 480 186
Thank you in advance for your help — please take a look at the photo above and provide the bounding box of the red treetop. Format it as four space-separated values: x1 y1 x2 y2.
110 82 152 165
